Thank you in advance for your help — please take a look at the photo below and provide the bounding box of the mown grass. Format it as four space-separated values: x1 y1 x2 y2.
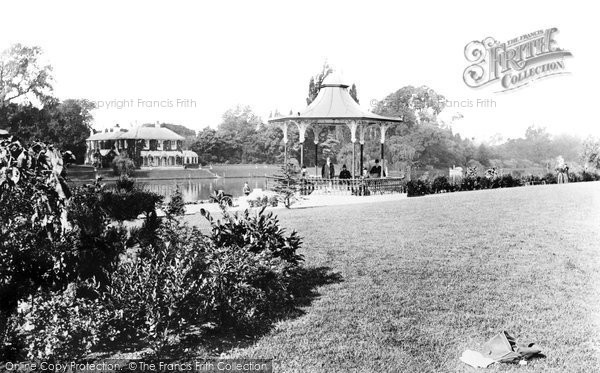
185 182 600 372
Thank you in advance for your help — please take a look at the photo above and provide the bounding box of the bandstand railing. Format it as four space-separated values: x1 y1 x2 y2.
265 176 407 196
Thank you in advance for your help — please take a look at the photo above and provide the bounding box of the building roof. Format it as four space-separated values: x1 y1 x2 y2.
269 72 403 124
183 150 198 157
87 125 185 141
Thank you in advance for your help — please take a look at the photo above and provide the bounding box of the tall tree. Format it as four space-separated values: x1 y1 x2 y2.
349 83 359 104
581 137 600 169
306 62 333 105
372 85 446 129
0 44 53 107
306 62 361 105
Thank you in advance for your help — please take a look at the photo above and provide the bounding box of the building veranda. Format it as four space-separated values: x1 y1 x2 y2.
85 123 198 168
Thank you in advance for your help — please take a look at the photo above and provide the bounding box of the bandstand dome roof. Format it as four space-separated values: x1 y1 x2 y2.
269 72 403 124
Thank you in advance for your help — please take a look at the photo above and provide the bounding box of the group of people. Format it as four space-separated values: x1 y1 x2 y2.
317 157 385 180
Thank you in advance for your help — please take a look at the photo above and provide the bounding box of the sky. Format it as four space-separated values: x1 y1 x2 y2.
1 0 598 142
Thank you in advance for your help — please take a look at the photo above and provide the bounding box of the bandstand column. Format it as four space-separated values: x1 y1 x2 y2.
359 124 367 176
347 120 358 178
295 121 310 168
379 123 390 178
314 139 318 177
280 121 289 167
312 123 321 177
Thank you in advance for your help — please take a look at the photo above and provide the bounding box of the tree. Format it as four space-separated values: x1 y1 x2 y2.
0 44 53 107
475 144 492 167
306 63 360 105
349 83 359 104
306 62 333 105
0 99 94 162
272 164 301 208
581 137 600 169
372 85 446 128
47 99 95 162
157 123 196 149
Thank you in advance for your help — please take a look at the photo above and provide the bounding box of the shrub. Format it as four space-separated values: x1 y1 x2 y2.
460 176 478 191
112 156 135 177
200 207 303 325
542 172 557 184
580 171 598 182
407 180 432 197
165 186 185 217
101 177 164 220
272 165 301 208
431 176 451 193
66 182 128 284
103 220 208 353
18 283 108 360
500 174 522 188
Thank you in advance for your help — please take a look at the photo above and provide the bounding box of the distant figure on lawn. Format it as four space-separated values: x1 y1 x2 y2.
556 163 569 184
370 159 382 178
339 164 351 179
243 181 251 196
321 157 335 179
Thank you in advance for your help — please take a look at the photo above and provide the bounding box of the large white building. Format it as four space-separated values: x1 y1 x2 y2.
85 123 199 167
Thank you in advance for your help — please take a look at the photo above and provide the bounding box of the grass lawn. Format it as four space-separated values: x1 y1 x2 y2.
185 182 600 372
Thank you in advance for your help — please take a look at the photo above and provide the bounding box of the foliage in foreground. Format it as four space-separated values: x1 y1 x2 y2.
1 141 304 360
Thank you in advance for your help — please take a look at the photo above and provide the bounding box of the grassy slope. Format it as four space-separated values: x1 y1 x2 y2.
187 182 600 372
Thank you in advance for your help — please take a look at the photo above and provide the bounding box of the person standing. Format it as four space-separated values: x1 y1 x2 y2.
369 159 382 178
339 164 351 179
321 157 335 179
243 181 251 196
321 157 335 192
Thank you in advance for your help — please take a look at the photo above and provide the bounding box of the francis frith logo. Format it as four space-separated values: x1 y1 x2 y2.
463 28 572 92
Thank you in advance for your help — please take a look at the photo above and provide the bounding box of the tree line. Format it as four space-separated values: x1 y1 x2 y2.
0 44 94 163
1 46 598 173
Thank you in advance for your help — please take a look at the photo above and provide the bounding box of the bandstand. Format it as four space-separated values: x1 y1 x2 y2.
267 73 404 193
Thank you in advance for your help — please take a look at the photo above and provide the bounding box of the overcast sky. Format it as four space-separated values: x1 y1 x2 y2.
1 0 597 142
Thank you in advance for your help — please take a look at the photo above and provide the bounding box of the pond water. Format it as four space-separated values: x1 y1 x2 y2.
135 177 266 202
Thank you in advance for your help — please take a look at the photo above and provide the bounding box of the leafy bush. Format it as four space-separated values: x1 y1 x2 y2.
112 156 135 177
272 165 301 208
460 176 479 191
431 176 451 193
580 171 599 182
202 207 303 267
101 177 163 220
200 207 303 325
499 174 522 188
103 220 208 353
542 172 557 184
164 186 185 217
407 180 432 197
248 196 271 208
18 283 108 360
104 207 304 353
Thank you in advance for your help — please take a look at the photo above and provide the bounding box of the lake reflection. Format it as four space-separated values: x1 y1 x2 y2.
137 177 266 202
